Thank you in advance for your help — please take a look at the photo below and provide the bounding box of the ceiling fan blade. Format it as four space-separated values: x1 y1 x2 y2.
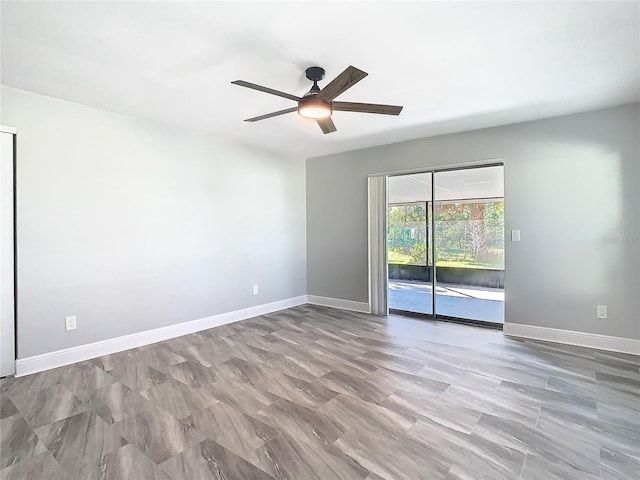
317 66 368 101
317 117 337 134
333 102 403 115
231 80 300 102
244 107 298 122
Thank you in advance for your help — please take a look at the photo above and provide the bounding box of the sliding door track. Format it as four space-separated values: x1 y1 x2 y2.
388 309 504 330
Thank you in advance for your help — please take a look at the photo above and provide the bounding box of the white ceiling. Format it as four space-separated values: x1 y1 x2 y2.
388 166 504 203
1 2 638 158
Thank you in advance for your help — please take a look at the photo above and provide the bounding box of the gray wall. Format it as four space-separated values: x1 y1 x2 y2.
1 86 306 358
307 103 640 340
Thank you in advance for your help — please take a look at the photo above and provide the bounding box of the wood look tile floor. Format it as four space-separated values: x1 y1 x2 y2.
1 305 638 479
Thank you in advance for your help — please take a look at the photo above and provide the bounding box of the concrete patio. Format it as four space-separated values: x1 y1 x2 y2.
388 279 504 323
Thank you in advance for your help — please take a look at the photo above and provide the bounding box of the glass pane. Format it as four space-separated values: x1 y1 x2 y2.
434 166 505 323
387 172 433 315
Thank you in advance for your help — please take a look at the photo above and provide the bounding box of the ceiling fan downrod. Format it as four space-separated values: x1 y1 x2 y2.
305 66 325 95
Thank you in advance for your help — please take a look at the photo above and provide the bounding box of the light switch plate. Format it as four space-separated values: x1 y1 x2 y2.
511 230 521 242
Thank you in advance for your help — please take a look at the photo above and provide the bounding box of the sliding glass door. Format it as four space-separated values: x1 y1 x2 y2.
433 166 504 324
387 165 504 326
387 172 433 315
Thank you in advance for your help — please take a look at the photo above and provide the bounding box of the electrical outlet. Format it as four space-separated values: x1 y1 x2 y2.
253 285 259 295
597 305 607 319
65 315 77 331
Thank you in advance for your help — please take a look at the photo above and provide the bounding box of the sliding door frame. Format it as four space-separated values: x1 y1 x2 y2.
381 160 504 328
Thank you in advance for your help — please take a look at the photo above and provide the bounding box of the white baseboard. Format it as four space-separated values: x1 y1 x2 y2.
305 295 370 313
15 296 307 377
503 323 640 355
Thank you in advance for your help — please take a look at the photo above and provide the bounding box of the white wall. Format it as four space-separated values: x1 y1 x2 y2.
307 103 640 340
0 86 306 359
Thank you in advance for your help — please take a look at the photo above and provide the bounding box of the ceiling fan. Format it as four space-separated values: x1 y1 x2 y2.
231 66 403 134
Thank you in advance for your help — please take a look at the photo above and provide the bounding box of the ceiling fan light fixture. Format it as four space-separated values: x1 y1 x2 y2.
232 65 402 134
298 96 332 119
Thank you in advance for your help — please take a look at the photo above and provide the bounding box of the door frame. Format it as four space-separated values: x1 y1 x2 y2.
1 125 17 377
368 158 504 326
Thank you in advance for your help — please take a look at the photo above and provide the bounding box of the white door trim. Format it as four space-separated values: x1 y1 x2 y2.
0 126 17 135
0 131 16 377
